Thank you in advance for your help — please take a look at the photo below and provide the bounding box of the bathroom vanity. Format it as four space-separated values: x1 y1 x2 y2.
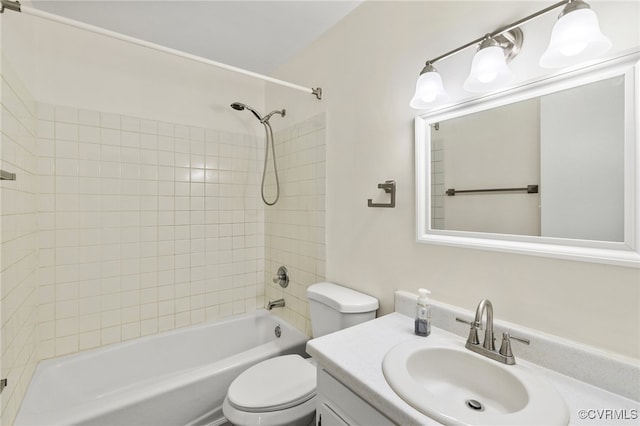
307 294 640 426
315 368 394 426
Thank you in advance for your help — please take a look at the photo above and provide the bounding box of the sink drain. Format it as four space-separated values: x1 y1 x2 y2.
466 399 485 412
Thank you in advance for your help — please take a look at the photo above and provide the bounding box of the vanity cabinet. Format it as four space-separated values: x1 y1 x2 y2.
315 368 395 426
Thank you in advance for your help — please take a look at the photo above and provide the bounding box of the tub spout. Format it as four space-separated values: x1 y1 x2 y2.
267 298 285 310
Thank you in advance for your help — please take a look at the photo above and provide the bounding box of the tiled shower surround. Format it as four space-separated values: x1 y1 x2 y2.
265 114 326 335
36 104 267 358
1 56 326 424
1 59 39 425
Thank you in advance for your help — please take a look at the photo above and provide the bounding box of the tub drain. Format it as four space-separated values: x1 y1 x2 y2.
466 399 484 411
274 325 281 338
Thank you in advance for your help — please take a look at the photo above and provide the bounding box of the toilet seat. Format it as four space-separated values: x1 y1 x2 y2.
227 354 316 412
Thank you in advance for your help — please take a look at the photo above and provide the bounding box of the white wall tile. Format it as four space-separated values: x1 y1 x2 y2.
32 103 264 366
1 66 39 425
55 106 78 124
265 114 326 335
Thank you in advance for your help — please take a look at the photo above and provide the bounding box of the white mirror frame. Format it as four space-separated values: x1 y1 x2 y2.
416 52 640 267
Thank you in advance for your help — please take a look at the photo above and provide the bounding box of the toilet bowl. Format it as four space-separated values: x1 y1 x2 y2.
222 355 316 426
222 282 378 426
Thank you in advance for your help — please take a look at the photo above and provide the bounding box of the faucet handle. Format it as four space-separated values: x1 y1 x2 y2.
498 332 530 358
509 333 530 345
272 266 289 288
456 317 482 346
455 317 483 330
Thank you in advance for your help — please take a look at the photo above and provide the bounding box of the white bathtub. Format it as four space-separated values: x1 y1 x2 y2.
15 310 309 426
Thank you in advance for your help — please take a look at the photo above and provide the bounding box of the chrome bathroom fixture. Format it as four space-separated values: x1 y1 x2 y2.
456 299 530 365
445 184 538 196
0 0 322 99
267 298 285 310
410 0 611 108
272 265 289 288
231 102 286 206
540 0 612 68
0 0 19 12
463 29 523 93
367 180 396 208
0 170 16 180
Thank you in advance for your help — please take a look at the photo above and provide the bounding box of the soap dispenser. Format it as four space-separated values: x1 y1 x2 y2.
414 288 431 336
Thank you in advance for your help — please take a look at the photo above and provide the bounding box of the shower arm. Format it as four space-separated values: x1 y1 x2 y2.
0 0 323 100
261 109 286 124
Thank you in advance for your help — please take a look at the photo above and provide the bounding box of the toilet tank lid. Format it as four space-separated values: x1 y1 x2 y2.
307 282 379 313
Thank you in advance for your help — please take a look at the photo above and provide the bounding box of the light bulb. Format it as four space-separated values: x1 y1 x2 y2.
477 72 498 83
560 41 588 57
421 91 438 103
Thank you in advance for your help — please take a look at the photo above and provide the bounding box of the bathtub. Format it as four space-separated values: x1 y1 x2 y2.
15 310 309 426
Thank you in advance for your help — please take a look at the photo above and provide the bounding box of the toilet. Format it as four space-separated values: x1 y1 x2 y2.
222 282 379 426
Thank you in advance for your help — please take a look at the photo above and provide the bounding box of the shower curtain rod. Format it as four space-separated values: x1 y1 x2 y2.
0 0 323 100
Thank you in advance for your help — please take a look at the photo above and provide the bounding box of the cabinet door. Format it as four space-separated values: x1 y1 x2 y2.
316 369 396 426
317 403 349 426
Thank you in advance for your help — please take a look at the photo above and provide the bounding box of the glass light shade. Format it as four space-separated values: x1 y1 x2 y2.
540 8 611 68
410 68 446 109
463 45 514 93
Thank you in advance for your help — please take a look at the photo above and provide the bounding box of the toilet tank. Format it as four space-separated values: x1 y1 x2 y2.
307 282 379 338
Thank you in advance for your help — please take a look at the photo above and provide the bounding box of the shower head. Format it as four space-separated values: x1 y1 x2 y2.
230 102 262 121
229 101 286 206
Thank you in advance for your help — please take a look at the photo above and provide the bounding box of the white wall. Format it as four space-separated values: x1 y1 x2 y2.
2 11 265 134
269 1 640 359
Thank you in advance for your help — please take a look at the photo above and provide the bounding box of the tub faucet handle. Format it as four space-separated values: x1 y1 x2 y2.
272 266 289 288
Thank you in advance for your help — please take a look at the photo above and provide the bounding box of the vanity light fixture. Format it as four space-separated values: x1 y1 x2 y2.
463 29 523 93
410 63 446 109
539 0 611 68
410 0 611 109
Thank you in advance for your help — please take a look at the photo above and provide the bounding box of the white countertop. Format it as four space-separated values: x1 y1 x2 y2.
306 312 640 426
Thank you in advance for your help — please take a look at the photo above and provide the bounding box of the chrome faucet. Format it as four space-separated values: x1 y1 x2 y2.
456 298 530 365
468 298 495 351
267 298 285 310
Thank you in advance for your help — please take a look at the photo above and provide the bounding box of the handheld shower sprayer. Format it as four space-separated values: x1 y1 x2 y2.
230 101 286 205
230 102 263 121
230 102 285 124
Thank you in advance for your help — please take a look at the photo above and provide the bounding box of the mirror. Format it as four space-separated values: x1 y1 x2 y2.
415 53 640 267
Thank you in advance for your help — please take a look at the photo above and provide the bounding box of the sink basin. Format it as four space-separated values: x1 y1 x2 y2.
382 339 569 425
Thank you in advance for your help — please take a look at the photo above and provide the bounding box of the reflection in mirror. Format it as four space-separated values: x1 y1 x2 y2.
430 75 624 242
416 54 639 267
